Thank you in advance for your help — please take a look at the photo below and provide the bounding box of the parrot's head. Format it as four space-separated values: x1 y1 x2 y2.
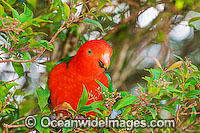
75 40 113 76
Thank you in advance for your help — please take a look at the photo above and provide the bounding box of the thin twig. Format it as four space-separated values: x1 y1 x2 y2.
5 124 25 128
0 43 5 49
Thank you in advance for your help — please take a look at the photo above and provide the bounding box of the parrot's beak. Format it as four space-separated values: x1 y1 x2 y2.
99 53 111 70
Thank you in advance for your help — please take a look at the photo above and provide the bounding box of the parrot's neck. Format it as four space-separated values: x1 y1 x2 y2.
68 56 105 80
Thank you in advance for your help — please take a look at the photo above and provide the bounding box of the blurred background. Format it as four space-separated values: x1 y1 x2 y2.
0 0 200 116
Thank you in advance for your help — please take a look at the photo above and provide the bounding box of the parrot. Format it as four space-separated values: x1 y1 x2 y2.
47 40 113 117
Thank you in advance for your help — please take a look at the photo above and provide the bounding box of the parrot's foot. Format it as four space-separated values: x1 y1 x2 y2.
56 112 68 120
49 114 56 120
75 114 85 119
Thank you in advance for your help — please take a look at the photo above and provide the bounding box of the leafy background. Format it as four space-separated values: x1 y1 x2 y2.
0 0 200 132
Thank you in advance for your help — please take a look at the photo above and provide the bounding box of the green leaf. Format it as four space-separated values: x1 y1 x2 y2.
96 80 108 92
78 105 102 115
98 0 106 11
148 87 160 95
36 86 50 111
187 96 198 99
119 91 129 97
191 71 200 77
43 128 50 133
121 105 131 117
19 3 33 23
42 12 54 20
189 16 200 24
105 73 112 93
103 128 110 133
27 0 37 9
0 4 4 17
12 62 24 77
12 8 19 19
142 76 152 83
167 86 181 92
190 107 196 123
77 85 88 111
190 85 195 91
38 40 54 51
83 18 104 32
24 26 33 34
89 101 104 109
146 106 157 119
63 3 70 20
114 95 137 111
96 79 108 99
1 0 18 19
184 82 191 90
107 0 112 5
63 127 73 133
4 107 15 113
175 92 183 101
35 115 43 132
151 69 163 79
166 61 183 72
153 95 161 99
15 88 24 95
8 0 16 5
137 83 145 93
0 99 2 110
31 18 53 27
98 12 112 21
71 7 77 15
0 82 18 102
143 114 153 123
53 8 62 22
174 55 188 79
22 52 31 69
99 105 109 111
185 90 200 97
149 56 163 71
172 68 182 75
28 39 41 48
4 82 18 89
162 107 176 116
175 0 184 10
157 30 165 42
172 99 184 106
185 78 198 85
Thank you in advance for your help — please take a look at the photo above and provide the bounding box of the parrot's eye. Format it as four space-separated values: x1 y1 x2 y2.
88 49 92 55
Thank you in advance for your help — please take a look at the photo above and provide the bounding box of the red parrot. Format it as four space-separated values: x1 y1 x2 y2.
48 40 112 117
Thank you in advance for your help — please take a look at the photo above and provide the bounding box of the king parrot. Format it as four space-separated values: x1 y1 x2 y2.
48 40 113 116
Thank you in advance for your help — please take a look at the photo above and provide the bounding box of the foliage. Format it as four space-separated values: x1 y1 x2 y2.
0 0 109 132
50 56 199 132
0 0 200 132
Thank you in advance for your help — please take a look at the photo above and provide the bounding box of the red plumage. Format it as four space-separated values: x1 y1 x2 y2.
48 40 112 116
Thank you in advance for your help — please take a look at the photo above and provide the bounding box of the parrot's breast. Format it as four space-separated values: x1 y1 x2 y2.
48 61 109 114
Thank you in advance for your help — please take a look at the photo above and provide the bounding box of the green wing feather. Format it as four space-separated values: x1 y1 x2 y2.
55 56 73 65
105 72 113 92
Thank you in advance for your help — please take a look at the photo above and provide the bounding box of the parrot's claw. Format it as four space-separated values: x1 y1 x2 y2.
49 114 56 120
56 112 67 120
76 114 85 119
